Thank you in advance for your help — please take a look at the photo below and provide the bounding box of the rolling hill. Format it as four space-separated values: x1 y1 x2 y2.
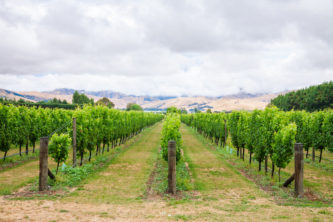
0 88 279 112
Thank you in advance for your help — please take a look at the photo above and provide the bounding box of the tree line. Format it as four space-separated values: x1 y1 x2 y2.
0 97 77 109
270 81 333 112
0 91 144 111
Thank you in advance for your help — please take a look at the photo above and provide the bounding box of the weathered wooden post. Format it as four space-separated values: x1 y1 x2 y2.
39 137 49 191
294 143 304 198
73 117 77 168
168 140 176 194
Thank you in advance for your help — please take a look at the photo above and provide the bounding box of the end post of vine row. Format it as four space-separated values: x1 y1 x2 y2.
294 143 304 198
39 137 49 191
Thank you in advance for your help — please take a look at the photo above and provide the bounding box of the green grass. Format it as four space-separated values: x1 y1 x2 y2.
150 155 193 195
184 124 333 207
271 215 291 219
0 150 40 171
170 214 193 221
0 124 160 197
63 123 163 204
180 124 267 206
304 158 333 172
0 158 52 195
28 151 124 195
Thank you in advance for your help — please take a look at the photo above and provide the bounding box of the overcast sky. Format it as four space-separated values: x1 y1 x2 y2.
0 0 332 96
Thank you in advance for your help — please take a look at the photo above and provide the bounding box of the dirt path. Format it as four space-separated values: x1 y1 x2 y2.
0 123 332 221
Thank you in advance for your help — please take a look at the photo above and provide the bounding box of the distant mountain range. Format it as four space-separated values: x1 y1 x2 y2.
0 88 281 112
44 88 177 102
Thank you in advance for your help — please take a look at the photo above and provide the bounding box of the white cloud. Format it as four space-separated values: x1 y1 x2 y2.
0 0 332 96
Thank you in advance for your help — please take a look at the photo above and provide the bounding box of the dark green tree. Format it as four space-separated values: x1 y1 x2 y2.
97 97 115 108
270 81 333 111
72 91 94 105
167 106 181 114
126 103 143 111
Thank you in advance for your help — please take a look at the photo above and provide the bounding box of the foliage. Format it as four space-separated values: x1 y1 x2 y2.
61 162 95 187
193 108 201 113
49 133 71 174
263 107 282 158
245 111 256 158
126 103 143 111
322 111 333 152
228 111 241 149
250 110 267 164
12 106 31 155
161 113 182 162
28 107 39 151
0 104 163 165
96 97 115 108
237 112 248 150
43 98 68 105
289 111 312 155
167 106 181 114
0 97 76 109
181 112 227 147
0 104 12 160
270 81 333 111
272 123 297 169
73 106 163 165
310 112 326 151
181 108 333 178
309 111 328 162
72 91 94 105
180 108 188 114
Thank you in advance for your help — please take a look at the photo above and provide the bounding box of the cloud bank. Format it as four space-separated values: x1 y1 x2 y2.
0 0 332 96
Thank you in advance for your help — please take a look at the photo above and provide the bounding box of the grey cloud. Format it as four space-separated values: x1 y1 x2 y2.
0 0 332 96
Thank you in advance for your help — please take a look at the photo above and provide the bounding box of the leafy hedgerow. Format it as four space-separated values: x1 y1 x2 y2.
161 113 182 162
272 123 297 181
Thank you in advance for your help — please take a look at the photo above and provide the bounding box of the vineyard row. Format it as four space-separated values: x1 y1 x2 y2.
181 108 333 180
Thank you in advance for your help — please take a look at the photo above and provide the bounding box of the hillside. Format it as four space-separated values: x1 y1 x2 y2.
0 88 279 111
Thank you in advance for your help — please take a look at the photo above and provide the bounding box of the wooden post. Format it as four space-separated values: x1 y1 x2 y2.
73 118 77 168
312 147 315 162
168 140 176 194
39 137 49 191
294 143 304 198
